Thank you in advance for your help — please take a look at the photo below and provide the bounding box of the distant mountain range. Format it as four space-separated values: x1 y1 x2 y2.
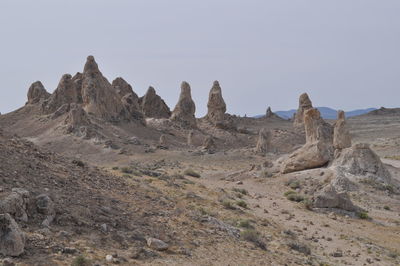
254 107 377 120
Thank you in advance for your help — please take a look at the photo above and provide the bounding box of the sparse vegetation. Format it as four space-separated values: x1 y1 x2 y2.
236 200 248 208
286 179 301 189
120 167 133 174
222 200 236 210
237 219 253 229
184 168 201 178
232 188 248 195
112 166 119 170
284 191 305 202
301 197 313 210
71 255 91 266
240 229 266 250
357 211 369 219
383 205 391 210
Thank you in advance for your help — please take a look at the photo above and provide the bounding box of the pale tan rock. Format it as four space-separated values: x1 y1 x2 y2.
206 81 226 123
333 110 351 149
146 237 169 251
304 108 333 144
281 141 332 174
293 93 313 126
255 128 271 155
140 87 171 119
314 185 358 211
171 81 196 127
27 81 50 104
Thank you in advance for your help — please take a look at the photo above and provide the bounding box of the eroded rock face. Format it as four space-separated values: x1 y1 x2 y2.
281 141 331 174
170 81 196 127
27 81 50 104
255 128 271 155
0 189 29 223
81 56 128 121
187 130 194 146
206 81 226 124
121 93 144 123
0 213 25 256
314 185 358 212
333 110 351 150
140 87 171 119
64 104 92 138
293 93 313 126
304 108 333 144
43 74 82 114
112 77 136 98
332 143 391 183
202 136 215 151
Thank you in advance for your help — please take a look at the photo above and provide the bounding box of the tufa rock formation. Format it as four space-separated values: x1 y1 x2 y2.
80 56 129 121
112 77 136 98
255 128 272 155
293 93 313 126
206 81 226 124
140 87 171 119
27 81 50 104
281 108 333 173
170 81 196 127
313 185 358 212
265 107 282 120
333 110 351 150
202 136 215 152
331 143 391 183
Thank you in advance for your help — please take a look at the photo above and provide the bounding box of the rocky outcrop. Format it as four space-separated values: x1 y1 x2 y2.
202 136 215 152
64 104 94 138
281 108 333 173
331 143 391 183
187 130 194 146
265 107 282 120
206 81 226 124
140 87 171 119
313 185 358 212
333 110 351 149
27 81 50 104
121 93 144 123
304 108 333 144
293 93 313 127
0 189 29 223
0 213 25 256
81 56 128 121
281 141 331 174
112 77 136 98
43 74 82 114
255 128 271 155
36 194 55 227
170 81 196 127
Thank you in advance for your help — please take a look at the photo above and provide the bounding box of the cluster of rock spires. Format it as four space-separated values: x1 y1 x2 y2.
26 56 235 135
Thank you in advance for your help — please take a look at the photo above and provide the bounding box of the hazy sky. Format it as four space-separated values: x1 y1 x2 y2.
1 0 399 116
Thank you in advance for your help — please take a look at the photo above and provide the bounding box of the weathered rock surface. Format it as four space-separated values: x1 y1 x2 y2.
331 143 391 183
81 56 129 121
43 74 82 114
255 128 271 155
27 81 50 104
36 194 55 227
206 81 226 124
140 87 171 119
293 93 313 126
170 81 196 127
64 104 94 138
0 189 29 223
202 136 215 151
314 185 358 212
187 130 194 146
333 110 351 149
146 237 169 251
0 213 25 256
304 108 333 144
112 77 136 98
281 141 331 174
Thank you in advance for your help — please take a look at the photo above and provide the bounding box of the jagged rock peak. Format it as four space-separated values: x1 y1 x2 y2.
140 86 171 119
294 93 313 126
112 77 136 98
304 108 333 144
206 80 226 123
27 81 50 104
83 55 100 75
266 107 273 118
171 81 196 127
255 128 272 155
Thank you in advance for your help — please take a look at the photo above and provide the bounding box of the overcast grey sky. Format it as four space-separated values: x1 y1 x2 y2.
1 0 399 116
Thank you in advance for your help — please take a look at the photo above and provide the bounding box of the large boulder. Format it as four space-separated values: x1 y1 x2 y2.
281 141 331 174
140 87 171 119
0 189 29 223
81 56 129 121
0 213 25 256
331 143 391 183
26 81 50 104
170 81 196 127
206 81 226 124
313 185 358 212
293 93 313 127
255 128 271 155
333 110 351 150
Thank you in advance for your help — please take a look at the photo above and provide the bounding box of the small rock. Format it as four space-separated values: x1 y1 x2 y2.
146 237 169 251
2 258 15 266
236 181 243 185
106 254 113 262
